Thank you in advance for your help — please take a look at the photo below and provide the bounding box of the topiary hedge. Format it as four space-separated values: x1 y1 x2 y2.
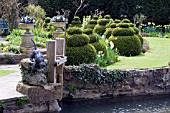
132 27 144 46
104 15 111 19
70 16 82 27
136 34 143 46
133 27 140 34
67 34 90 47
112 27 135 36
88 34 99 43
91 40 107 54
98 19 111 25
109 36 141 56
67 27 82 35
92 16 99 20
105 28 114 39
65 26 97 65
114 19 121 23
45 17 51 23
89 20 98 24
109 20 142 56
129 23 135 27
110 23 117 28
66 44 96 65
121 19 131 23
83 28 93 35
84 24 96 29
117 23 130 28
93 24 106 36
84 20 98 29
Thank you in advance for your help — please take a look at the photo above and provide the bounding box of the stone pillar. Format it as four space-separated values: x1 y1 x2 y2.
19 23 35 57
20 33 34 57
53 28 64 38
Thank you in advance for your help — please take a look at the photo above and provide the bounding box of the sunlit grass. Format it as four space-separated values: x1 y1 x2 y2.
0 70 16 77
106 37 170 70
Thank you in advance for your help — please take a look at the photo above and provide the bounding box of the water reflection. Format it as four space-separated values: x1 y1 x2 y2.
60 95 170 113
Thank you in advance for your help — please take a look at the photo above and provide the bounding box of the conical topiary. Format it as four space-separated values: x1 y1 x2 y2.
70 16 82 27
65 27 96 65
94 15 113 36
109 23 141 56
83 28 106 54
84 15 99 29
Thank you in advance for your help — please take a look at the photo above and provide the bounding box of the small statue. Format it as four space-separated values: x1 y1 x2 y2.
30 39 46 69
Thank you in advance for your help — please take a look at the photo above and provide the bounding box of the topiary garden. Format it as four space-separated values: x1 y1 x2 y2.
65 27 96 65
84 16 99 29
83 28 107 54
69 16 82 27
109 22 142 56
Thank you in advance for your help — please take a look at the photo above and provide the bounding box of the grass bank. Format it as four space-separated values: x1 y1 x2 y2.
107 37 170 70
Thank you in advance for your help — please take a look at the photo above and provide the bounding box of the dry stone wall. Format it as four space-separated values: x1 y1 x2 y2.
63 66 170 100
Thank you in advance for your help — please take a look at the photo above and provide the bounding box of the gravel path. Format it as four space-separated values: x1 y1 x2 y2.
0 37 8 45
0 64 23 100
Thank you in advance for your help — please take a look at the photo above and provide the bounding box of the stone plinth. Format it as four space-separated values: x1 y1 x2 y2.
20 33 34 57
53 29 64 38
16 82 61 112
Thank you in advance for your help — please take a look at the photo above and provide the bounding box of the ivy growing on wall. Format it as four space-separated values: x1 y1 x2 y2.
65 64 128 86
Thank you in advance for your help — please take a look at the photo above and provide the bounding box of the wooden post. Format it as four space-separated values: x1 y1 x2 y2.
47 40 56 83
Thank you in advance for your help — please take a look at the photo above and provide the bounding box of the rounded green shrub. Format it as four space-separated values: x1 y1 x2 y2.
93 24 106 36
136 34 143 46
105 28 114 39
89 34 99 43
74 16 81 21
117 23 130 28
66 44 96 65
67 34 90 47
112 27 135 36
114 19 121 23
70 16 82 27
104 15 111 19
67 27 82 35
93 16 99 20
91 41 107 54
84 24 96 29
98 19 110 25
89 20 98 24
58 33 68 39
121 19 131 23
109 36 141 56
110 23 117 28
133 27 140 34
45 17 51 23
129 23 135 27
71 20 81 24
83 28 93 35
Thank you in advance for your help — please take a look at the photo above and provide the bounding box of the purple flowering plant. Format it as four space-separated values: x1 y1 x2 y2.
51 15 66 22
20 16 35 24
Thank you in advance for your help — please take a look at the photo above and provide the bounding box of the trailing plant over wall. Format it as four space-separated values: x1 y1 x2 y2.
16 97 28 106
64 64 128 86
20 62 48 77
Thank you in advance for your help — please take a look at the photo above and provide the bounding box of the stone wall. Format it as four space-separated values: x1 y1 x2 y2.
63 66 170 100
0 53 25 64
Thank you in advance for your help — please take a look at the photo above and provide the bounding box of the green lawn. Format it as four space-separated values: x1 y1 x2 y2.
107 37 170 70
0 70 16 77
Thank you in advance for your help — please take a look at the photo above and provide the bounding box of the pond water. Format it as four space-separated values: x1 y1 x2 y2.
60 95 170 113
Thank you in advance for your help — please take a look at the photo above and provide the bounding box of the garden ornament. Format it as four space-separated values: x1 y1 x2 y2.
30 39 46 69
